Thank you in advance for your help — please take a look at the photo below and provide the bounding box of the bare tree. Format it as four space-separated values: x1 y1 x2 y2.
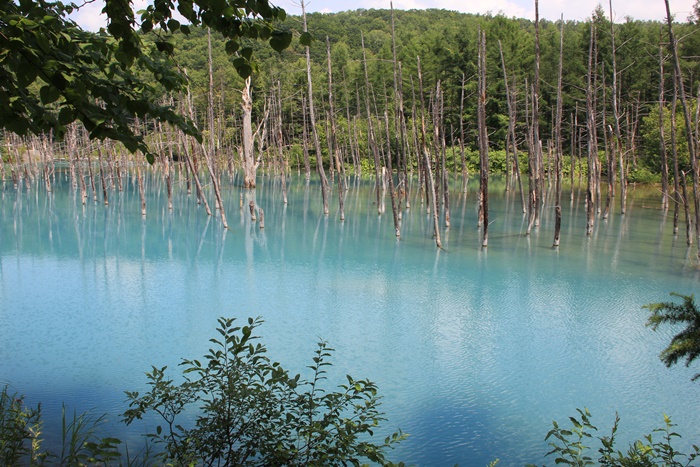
302 0 330 215
553 15 564 247
478 30 489 248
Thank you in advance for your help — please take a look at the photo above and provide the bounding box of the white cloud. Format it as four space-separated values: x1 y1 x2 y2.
68 1 107 31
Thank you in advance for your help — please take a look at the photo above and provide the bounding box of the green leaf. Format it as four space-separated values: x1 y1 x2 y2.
225 40 239 55
299 31 313 47
240 46 253 60
39 85 61 104
58 106 74 125
233 59 252 79
155 41 174 54
141 19 153 32
167 19 180 31
269 31 292 52
35 31 51 53
146 152 155 165
17 60 39 88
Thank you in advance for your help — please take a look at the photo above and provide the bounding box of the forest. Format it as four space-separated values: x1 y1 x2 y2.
173 4 700 179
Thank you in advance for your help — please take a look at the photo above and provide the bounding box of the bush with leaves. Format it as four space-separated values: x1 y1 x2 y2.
0 386 122 465
0 385 43 465
123 316 406 466
529 408 699 467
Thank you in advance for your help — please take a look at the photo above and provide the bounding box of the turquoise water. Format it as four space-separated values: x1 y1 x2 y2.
1 170 699 466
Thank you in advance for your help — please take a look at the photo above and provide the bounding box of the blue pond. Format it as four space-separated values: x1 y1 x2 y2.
1 171 699 466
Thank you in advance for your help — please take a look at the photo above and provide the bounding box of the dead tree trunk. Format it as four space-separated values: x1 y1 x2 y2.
157 121 173 210
97 142 109 206
609 0 626 215
327 36 345 220
303 0 330 215
671 84 682 236
665 0 700 253
86 142 97 203
478 30 489 248
525 79 537 234
602 63 614 220
390 1 407 215
500 40 526 213
553 15 564 247
418 56 441 248
585 23 597 236
206 28 228 228
132 117 146 216
459 72 468 192
531 0 542 229
362 33 383 215
682 170 692 245
302 96 311 181
241 76 257 188
385 111 400 236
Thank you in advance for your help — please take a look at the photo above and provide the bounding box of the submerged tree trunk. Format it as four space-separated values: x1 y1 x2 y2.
362 33 382 216
500 41 526 213
241 76 257 188
671 85 682 237
301 96 311 181
665 0 700 254
659 39 669 211
97 142 109 206
478 30 489 248
327 37 345 220
531 0 542 230
206 28 228 229
609 0 626 215
585 23 597 236
459 72 468 192
303 0 329 215
553 15 564 247
385 111 400 236
417 56 441 248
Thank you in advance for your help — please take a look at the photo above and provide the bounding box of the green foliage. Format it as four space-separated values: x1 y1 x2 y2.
1 0 198 157
0 386 43 465
645 292 700 382
123 316 406 466
59 407 121 465
543 408 597 466
627 167 660 185
530 409 699 467
639 103 693 174
0 386 120 465
1 0 291 161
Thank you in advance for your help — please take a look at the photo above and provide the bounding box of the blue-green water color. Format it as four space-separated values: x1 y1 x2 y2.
1 170 699 466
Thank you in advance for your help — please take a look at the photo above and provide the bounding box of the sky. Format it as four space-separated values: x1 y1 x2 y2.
70 0 697 32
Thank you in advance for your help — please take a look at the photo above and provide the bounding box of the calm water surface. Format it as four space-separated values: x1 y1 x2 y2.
1 171 699 466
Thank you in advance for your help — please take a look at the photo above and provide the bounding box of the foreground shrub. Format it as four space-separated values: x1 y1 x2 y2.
123 316 406 466
530 408 699 467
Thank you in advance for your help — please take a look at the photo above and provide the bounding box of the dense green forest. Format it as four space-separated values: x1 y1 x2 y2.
168 6 700 178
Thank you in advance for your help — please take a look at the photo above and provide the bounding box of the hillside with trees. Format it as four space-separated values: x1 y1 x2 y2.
171 6 700 176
